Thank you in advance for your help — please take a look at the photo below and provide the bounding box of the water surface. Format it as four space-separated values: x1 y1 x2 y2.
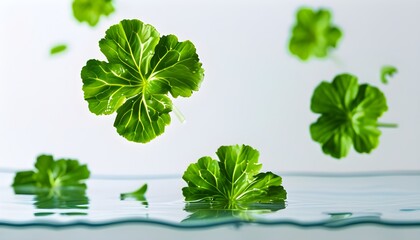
1 171 420 228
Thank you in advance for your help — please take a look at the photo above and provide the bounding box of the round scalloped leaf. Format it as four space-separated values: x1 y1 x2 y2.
289 7 342 61
310 73 389 158
81 19 204 143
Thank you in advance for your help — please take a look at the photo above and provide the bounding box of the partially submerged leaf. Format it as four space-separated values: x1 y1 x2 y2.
13 155 90 212
380 65 398 84
12 155 90 189
120 184 148 205
182 145 287 209
289 7 342 61
81 19 204 143
310 73 395 158
72 0 115 27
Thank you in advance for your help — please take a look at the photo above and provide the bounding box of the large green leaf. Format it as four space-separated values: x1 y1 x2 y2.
289 7 342 61
72 0 115 27
82 19 204 143
310 73 390 159
182 145 287 209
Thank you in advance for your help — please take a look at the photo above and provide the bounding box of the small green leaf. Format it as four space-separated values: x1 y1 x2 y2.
381 65 398 84
289 7 342 61
182 145 287 209
310 73 395 159
120 184 148 205
50 44 67 55
72 0 115 27
81 19 204 143
12 155 90 189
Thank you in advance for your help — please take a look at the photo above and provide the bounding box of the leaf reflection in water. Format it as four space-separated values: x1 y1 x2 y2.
182 200 286 223
13 185 89 216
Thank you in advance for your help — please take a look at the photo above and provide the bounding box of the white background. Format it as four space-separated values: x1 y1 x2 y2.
0 0 419 175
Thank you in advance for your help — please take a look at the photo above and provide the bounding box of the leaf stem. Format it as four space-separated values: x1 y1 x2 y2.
377 122 398 128
172 104 186 123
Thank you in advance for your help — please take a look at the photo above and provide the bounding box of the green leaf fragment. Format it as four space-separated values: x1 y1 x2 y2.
310 73 394 159
289 7 342 61
81 19 204 143
120 184 148 204
72 0 114 27
182 145 287 209
50 44 67 55
12 155 90 189
380 65 398 84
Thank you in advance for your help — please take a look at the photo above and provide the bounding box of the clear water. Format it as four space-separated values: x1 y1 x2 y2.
1 171 420 228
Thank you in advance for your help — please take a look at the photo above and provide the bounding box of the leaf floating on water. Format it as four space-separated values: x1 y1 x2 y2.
12 155 90 213
182 144 287 210
120 184 148 206
12 155 90 189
